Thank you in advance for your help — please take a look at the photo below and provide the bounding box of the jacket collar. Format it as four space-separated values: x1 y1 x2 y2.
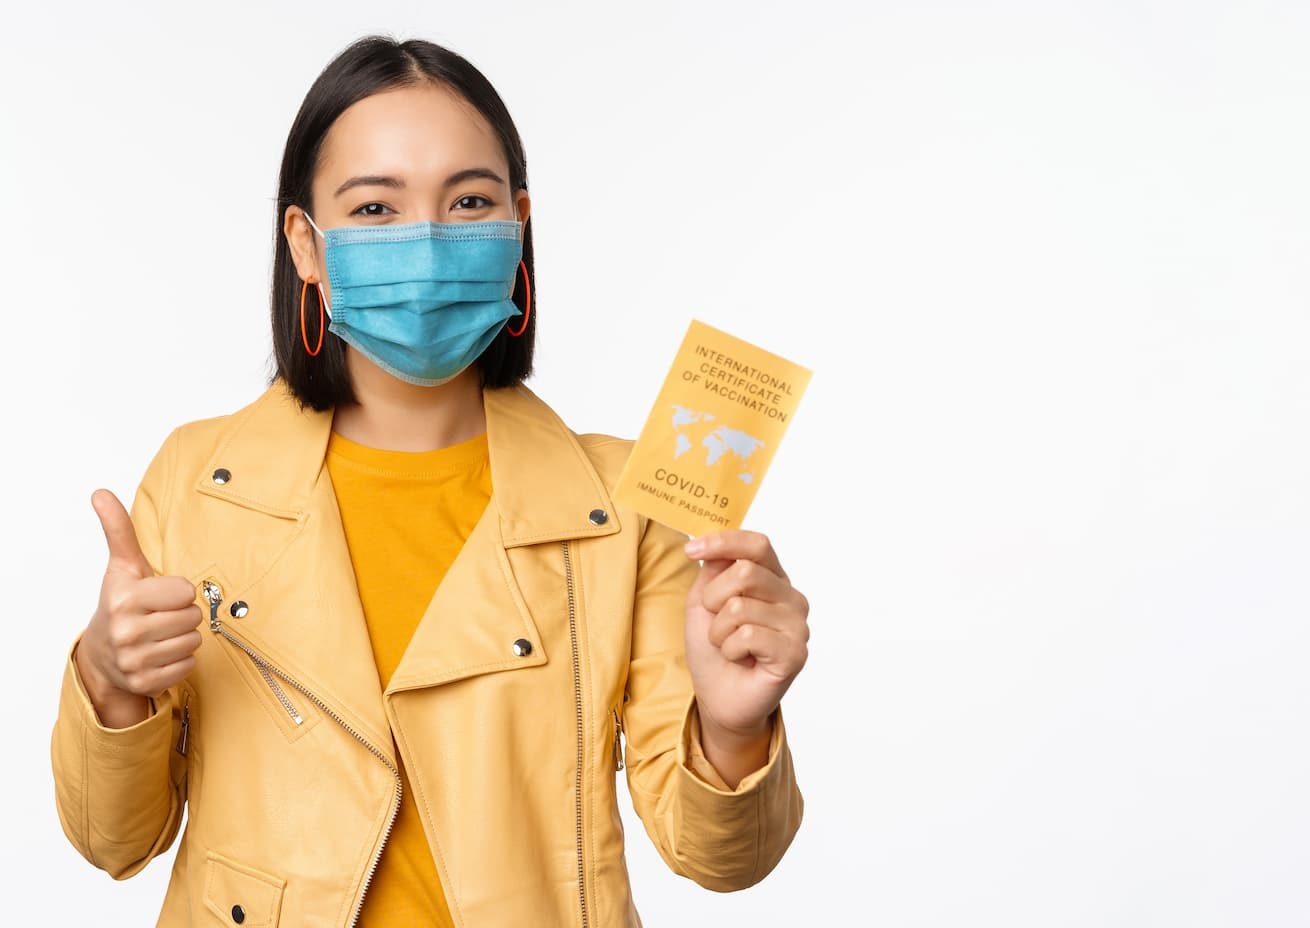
194 380 621 544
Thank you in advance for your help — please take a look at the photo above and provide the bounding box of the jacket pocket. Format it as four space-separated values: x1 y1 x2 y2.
214 635 321 743
203 851 286 926
197 570 320 744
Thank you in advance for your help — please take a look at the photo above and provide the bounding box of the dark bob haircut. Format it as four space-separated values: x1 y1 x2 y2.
271 36 535 411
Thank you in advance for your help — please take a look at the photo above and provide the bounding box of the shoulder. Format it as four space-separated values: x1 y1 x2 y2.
497 384 636 489
161 384 286 465
137 382 313 507
573 432 634 491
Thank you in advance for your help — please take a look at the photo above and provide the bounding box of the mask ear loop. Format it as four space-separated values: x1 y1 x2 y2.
303 210 325 239
303 212 331 317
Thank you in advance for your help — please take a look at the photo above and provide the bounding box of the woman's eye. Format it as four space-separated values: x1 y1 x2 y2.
350 202 392 217
453 195 492 210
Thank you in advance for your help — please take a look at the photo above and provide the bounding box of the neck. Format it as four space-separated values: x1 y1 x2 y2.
332 350 487 451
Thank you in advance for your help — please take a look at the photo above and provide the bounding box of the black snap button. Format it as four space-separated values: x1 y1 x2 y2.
588 508 608 525
231 904 245 924
212 468 232 485
512 638 533 657
229 601 249 619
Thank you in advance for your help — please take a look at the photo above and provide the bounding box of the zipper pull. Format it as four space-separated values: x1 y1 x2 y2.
202 580 223 632
612 708 624 772
175 696 191 756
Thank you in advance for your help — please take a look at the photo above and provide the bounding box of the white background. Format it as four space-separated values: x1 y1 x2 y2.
2 1 1308 925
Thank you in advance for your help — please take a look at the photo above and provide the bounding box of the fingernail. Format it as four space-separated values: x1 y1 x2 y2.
684 538 705 558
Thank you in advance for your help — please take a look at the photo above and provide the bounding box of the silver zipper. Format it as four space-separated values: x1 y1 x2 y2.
201 579 402 927
562 544 589 928
612 708 624 772
203 581 302 725
175 694 191 756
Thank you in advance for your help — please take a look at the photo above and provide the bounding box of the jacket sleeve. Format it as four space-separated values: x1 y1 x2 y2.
621 514 804 891
50 430 189 879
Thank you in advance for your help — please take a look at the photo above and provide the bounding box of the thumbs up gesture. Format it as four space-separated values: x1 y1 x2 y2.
73 490 203 729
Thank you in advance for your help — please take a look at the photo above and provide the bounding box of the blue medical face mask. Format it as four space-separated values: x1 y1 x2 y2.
303 212 524 386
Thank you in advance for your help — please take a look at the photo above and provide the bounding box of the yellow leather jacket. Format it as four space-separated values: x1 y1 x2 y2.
51 382 803 927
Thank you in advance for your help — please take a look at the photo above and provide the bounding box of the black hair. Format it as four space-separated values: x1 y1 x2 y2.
271 35 535 410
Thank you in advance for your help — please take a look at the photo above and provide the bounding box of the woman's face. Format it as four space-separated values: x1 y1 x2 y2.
283 80 530 304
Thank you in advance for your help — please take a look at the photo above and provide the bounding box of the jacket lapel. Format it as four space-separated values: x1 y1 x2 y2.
483 385 622 549
188 382 621 735
190 384 392 751
387 385 620 693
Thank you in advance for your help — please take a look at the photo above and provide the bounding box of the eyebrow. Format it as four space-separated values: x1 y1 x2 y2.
446 167 506 187
334 167 507 197
334 174 404 197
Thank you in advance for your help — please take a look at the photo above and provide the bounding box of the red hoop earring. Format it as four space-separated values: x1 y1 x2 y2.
506 260 530 337
300 279 325 356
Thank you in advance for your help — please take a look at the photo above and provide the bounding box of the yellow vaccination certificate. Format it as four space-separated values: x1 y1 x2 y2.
613 319 812 538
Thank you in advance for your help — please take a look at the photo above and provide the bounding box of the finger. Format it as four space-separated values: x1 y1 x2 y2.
707 597 810 648
684 530 786 578
135 656 198 699
700 558 796 613
92 489 153 579
143 604 205 641
686 555 733 601
112 627 202 675
718 622 805 673
132 576 202 613
141 629 204 668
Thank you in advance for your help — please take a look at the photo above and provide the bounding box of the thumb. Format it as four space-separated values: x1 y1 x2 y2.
91 489 153 578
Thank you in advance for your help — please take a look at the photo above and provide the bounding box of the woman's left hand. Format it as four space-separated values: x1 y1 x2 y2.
683 530 810 740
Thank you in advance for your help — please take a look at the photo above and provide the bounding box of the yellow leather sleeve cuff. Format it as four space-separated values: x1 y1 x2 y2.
63 638 170 746
678 693 786 795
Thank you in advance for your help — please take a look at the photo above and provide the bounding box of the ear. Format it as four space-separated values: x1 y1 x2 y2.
283 205 323 283
513 190 532 235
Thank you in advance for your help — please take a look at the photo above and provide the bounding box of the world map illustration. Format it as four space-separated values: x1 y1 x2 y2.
671 405 765 484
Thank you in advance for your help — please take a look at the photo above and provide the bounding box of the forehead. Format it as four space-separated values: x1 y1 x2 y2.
315 82 506 186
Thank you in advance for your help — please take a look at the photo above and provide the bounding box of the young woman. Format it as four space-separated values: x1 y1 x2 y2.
52 36 808 927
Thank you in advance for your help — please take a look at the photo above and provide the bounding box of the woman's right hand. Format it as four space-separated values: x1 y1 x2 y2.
73 490 203 729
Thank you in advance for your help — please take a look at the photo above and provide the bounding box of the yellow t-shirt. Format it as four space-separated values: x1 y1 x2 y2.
326 428 492 928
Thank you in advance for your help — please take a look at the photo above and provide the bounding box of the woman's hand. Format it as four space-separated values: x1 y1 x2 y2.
683 530 809 785
74 490 204 729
